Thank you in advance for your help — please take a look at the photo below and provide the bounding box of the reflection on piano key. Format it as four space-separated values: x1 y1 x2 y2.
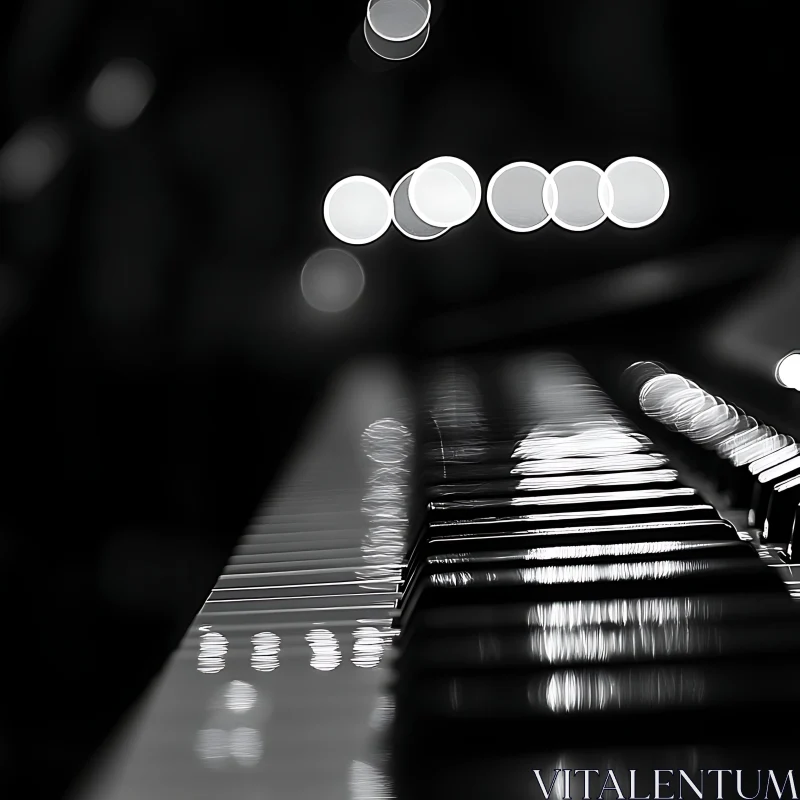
525 596 721 628
220 680 258 713
518 468 679 491
429 540 729 569
511 453 668 475
513 486 695 506
369 694 395 732
305 628 342 671
229 728 263 767
517 560 708 585
512 429 647 459
360 418 412 587
349 759 394 800
352 626 386 668
194 728 229 768
198 631 228 673
535 623 722 664
194 727 263 769
251 631 281 671
750 442 800 475
519 540 715 560
537 667 704 714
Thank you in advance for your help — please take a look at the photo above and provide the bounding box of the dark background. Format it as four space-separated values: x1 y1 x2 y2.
1 0 798 795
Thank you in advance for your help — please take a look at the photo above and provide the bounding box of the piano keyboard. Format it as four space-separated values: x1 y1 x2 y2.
73 354 800 800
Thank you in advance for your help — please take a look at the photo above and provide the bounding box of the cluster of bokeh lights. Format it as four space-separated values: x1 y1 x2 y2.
322 156 669 248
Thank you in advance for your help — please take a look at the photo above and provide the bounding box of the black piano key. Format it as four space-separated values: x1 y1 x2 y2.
402 538 755 597
787 502 800 561
427 467 683 500
404 518 740 583
424 452 670 485
394 656 800 749
427 485 702 524
722 434 795 506
396 591 800 649
748 454 800 528
422 430 656 466
427 503 720 537
397 539 758 631
399 556 783 625
712 426 777 496
396 613 800 677
763 473 800 547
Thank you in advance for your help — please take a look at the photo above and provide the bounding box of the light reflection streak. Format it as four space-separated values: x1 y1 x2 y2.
425 364 490 449
523 540 716 559
431 559 711 587
369 694 395 731
251 631 280 671
534 623 721 664
513 429 646 459
349 759 394 800
195 683 266 769
759 455 800 484
222 680 258 712
431 540 721 565
717 424 769 458
526 597 721 628
517 560 708 585
511 453 668 475
434 503 712 528
352 626 387 668
538 667 704 713
517 468 679 491
750 443 800 475
198 631 228 673
512 486 695 506
306 628 342 670
633 364 793 474
194 728 263 768
360 418 412 588
730 434 789 467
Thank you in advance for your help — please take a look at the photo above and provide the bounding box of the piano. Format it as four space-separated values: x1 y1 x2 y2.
72 351 800 800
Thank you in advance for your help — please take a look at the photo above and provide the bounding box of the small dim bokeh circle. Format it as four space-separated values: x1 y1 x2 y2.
301 249 366 313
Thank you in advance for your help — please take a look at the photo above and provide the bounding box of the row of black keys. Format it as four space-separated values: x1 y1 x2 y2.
390 369 800 749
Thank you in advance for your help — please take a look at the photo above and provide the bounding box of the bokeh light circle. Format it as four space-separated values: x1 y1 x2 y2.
323 176 392 245
301 249 365 313
487 162 552 232
543 161 611 231
776 352 800 390
600 156 669 228
408 156 482 228
391 170 448 240
366 0 431 41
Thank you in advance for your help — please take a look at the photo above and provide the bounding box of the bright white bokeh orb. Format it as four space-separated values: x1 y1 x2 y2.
776 352 800 390
300 248 365 313
602 156 669 228
323 176 392 245
408 156 481 228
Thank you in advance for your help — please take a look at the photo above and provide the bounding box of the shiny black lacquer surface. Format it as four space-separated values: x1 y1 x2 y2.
75 354 800 800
